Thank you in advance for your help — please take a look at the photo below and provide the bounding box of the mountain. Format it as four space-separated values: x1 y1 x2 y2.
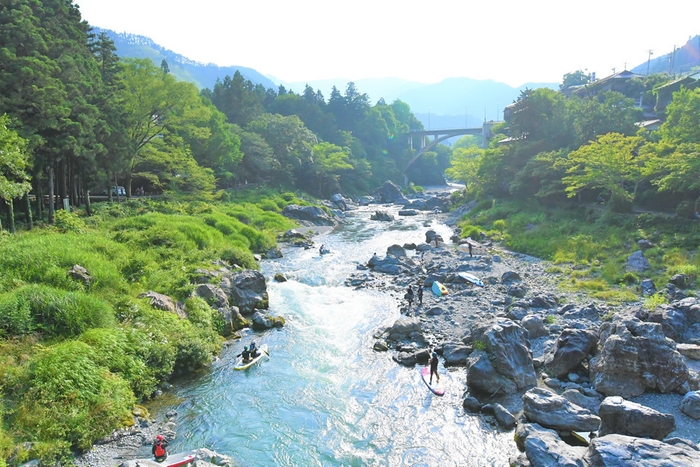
93 28 276 90
631 35 700 76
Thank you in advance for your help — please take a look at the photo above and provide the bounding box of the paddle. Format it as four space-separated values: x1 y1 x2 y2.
263 348 270 357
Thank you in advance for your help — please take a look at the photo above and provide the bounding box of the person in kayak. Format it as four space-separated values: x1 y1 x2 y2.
152 434 168 462
429 349 440 385
250 341 260 358
237 346 252 363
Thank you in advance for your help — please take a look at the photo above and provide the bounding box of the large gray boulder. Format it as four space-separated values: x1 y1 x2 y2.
374 180 403 203
544 328 598 378
281 204 334 226
585 434 700 466
441 342 471 366
194 284 229 308
370 211 394 221
516 423 587 467
386 244 407 257
466 319 537 396
680 390 700 419
385 317 422 342
561 389 602 415
590 318 688 398
626 250 651 272
251 311 285 330
223 270 269 314
521 315 548 339
522 387 601 432
139 291 177 314
369 255 413 275
598 396 676 440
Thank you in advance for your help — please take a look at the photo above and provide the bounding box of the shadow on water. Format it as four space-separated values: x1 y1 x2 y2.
149 205 517 466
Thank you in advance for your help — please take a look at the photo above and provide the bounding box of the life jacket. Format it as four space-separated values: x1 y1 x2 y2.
154 442 165 457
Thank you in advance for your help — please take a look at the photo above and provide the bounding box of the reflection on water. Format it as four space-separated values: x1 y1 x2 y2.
151 205 517 466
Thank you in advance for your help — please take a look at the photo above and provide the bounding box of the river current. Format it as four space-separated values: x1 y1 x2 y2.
151 204 518 466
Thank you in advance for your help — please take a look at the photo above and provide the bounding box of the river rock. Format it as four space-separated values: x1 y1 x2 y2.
590 317 689 398
676 343 700 360
462 396 483 413
139 291 177 314
68 264 92 285
398 209 419 216
281 204 335 226
529 293 558 309
224 270 269 313
598 396 675 440
626 250 650 272
669 273 690 289
466 319 537 396
370 211 394 221
561 389 602 415
393 351 417 366
508 283 528 298
522 387 601 432
194 284 229 308
585 434 700 466
493 403 517 429
560 302 602 321
680 390 700 419
501 271 522 283
251 311 285 330
515 423 587 467
544 328 598 378
386 244 407 257
385 316 422 342
441 342 471 366
426 306 444 316
521 315 548 339
262 247 283 259
507 306 529 321
374 180 403 203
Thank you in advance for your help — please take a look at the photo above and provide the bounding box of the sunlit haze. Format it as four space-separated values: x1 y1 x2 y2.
75 0 700 87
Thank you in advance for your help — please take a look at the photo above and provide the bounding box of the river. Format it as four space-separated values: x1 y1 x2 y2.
150 204 518 466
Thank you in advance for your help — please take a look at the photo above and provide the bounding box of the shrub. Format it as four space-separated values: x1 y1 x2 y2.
220 246 257 269
53 210 87 234
493 219 507 233
0 292 33 337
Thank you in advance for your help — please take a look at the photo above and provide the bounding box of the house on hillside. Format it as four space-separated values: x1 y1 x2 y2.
568 70 645 98
654 71 700 115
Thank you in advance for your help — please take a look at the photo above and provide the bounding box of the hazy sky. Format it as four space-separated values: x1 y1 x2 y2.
75 0 700 87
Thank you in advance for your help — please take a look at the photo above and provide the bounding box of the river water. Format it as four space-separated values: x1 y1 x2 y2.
152 204 517 466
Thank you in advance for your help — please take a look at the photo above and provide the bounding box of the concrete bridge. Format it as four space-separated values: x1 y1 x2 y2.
403 122 496 183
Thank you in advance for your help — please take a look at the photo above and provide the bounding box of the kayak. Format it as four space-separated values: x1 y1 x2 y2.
420 366 445 396
458 271 484 287
131 450 196 467
233 344 269 370
431 281 448 296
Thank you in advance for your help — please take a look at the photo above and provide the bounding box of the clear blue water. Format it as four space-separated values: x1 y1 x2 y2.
151 205 517 466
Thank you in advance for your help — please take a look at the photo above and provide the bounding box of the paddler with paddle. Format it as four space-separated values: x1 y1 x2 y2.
429 349 440 385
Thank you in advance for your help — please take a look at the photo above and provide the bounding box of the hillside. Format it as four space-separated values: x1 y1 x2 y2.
93 27 276 90
631 35 700 76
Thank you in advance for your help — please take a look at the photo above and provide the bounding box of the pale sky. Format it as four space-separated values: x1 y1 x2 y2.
75 0 700 87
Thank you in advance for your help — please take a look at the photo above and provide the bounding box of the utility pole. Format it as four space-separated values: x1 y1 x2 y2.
646 50 653 75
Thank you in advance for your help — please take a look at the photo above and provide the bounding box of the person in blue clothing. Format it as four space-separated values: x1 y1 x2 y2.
429 349 440 385
249 341 260 358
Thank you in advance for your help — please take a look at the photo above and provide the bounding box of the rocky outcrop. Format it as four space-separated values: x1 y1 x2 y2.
590 317 689 398
466 319 537 396
251 311 285 330
383 317 423 343
522 387 601 432
598 396 676 440
441 342 471 366
515 423 587 467
544 328 598 378
68 264 92 285
626 250 650 272
139 291 177 314
585 434 700 466
194 284 229 308
370 211 394 221
222 270 269 314
281 204 335 226
374 180 403 203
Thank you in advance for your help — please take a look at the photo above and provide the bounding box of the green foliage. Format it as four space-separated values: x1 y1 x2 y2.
544 315 557 325
643 293 667 310
493 219 507 233
53 210 87 233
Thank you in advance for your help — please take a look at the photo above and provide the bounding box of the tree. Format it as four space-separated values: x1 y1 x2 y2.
308 142 353 197
208 71 264 127
0 115 32 231
445 146 484 195
560 70 590 90
659 87 700 144
650 143 700 211
562 133 646 210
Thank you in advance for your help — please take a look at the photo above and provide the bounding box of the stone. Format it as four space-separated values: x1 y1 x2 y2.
194 284 229 308
393 351 417 366
590 318 688 398
262 247 283 259
508 283 528 298
398 209 419 216
529 293 558 309
281 204 335 226
521 315 548 339
544 328 598 378
638 239 655 250
522 387 601 432
373 340 389 352
385 317 422 342
561 389 602 415
374 180 403 203
626 250 650 272
641 279 657 295
426 306 445 316
251 312 285 330
585 434 700 466
517 423 587 467
441 342 471 366
493 403 517 429
669 273 690 289
462 396 483 413
680 390 700 419
598 396 676 440
676 343 700 360
68 264 92 285
138 291 177 314
501 271 522 283
370 211 394 221
507 306 529 321
225 270 269 313
386 244 407 257
561 302 602 321
274 273 287 282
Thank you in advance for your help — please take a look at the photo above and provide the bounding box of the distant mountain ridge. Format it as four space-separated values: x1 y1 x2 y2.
631 35 700 76
92 27 276 90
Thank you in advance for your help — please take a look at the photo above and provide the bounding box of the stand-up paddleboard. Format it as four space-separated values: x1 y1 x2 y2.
131 450 196 466
458 272 484 287
233 344 269 371
420 366 445 396
431 281 448 296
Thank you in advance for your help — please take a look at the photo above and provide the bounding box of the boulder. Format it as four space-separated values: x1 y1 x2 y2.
521 315 548 339
230 306 250 331
516 423 587 467
529 293 558 309
522 387 601 432
373 340 389 351
501 271 522 283
585 434 700 466
466 319 537 395
560 302 602 321
507 306 529 321
544 328 598 378
224 270 269 314
281 204 334 226
669 274 690 289
680 390 700 419
251 312 285 330
676 343 700 360
641 279 657 296
508 283 529 298
398 209 419 216
462 395 483 413
385 317 422 342
561 389 602 415
598 396 676 440
638 239 655 250
426 306 445 316
194 284 229 308
274 273 287 283
139 291 177 314
441 342 471 366
393 351 417 366
68 264 92 285
374 180 403 203
626 250 650 272
370 211 394 221
386 244 407 257
262 247 283 259
493 403 517 429
590 318 689 397
370 256 412 275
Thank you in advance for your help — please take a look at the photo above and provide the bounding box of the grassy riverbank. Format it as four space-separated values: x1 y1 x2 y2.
454 198 700 303
0 190 309 465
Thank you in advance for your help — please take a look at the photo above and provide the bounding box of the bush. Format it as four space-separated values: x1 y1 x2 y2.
53 210 87 234
0 292 33 337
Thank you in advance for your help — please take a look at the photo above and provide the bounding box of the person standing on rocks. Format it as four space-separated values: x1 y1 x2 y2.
468 241 473 257
417 284 423 305
429 349 440 384
152 434 168 462
404 286 414 307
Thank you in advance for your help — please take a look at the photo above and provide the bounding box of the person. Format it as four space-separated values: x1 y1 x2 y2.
250 341 259 358
404 285 414 307
417 284 423 305
597 194 605 205
152 434 168 462
468 241 473 258
429 349 440 385
237 345 251 363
